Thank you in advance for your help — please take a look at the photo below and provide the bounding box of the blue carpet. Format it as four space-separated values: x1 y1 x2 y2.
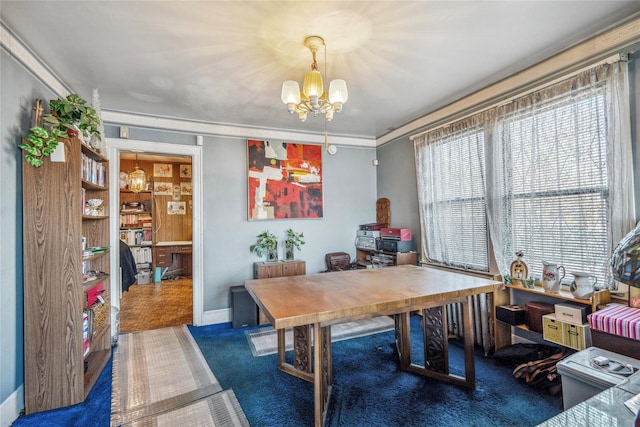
189 316 564 427
9 316 564 426
11 351 112 427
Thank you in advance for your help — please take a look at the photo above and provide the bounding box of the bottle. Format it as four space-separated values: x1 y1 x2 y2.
510 251 528 284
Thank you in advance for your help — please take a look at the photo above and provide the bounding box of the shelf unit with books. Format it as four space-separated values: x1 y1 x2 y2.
119 190 154 273
22 137 111 414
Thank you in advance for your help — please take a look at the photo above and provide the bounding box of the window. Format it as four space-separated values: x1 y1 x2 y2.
415 119 489 271
415 62 634 288
499 88 610 284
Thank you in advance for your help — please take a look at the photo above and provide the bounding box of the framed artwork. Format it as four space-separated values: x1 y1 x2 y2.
167 201 186 215
247 139 323 220
153 163 172 177
180 182 192 195
154 181 173 195
179 164 191 178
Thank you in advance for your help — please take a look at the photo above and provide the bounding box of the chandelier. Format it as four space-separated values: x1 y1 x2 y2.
281 36 348 122
127 154 146 193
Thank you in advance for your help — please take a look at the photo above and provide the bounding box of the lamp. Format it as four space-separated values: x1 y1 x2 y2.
281 36 348 123
610 221 640 307
610 222 640 289
127 154 146 193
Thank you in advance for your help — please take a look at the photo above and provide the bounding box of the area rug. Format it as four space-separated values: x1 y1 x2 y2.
111 325 248 426
245 315 395 357
119 390 249 427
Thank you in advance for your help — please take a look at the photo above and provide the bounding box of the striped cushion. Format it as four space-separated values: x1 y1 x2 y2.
588 304 640 340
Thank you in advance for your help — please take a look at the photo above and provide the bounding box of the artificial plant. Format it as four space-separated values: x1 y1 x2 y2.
250 231 279 259
19 126 59 167
284 229 305 251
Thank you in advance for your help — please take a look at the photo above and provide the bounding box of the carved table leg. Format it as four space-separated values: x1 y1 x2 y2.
422 306 449 374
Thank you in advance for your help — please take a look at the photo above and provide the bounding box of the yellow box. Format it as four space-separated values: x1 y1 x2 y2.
562 321 592 351
542 314 564 345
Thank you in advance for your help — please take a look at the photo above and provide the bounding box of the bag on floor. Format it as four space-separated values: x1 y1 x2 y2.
493 343 562 367
512 349 568 395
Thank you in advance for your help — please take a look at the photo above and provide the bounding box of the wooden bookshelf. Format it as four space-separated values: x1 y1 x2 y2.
22 137 111 413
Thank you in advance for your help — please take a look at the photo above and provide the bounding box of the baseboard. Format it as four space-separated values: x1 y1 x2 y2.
201 308 231 326
1 384 23 427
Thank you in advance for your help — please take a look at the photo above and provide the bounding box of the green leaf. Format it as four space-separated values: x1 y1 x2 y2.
30 127 48 138
25 134 42 145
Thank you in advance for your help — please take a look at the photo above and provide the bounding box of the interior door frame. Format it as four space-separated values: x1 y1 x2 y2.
106 138 204 332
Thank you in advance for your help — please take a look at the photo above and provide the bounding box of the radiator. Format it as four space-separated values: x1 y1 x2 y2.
445 293 494 356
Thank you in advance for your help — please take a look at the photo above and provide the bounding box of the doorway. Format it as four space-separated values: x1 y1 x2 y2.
107 139 203 338
119 152 193 332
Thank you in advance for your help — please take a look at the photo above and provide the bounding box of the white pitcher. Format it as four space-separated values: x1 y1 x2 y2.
542 262 565 293
570 272 598 299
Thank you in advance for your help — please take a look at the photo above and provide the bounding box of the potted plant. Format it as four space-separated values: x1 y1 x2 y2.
284 229 305 261
42 93 101 142
19 126 59 167
250 230 279 262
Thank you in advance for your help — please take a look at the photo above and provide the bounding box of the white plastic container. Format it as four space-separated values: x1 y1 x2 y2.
557 346 640 409
137 269 152 285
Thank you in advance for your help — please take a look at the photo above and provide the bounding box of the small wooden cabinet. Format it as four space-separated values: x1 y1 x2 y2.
254 260 306 324
254 260 306 279
23 137 111 413
154 246 172 267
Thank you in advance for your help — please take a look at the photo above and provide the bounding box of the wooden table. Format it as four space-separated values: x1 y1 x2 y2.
245 265 502 427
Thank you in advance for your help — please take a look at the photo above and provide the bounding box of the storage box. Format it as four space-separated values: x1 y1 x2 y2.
496 305 526 325
525 301 555 333
563 321 592 350
137 269 152 285
555 302 591 325
542 314 564 345
557 347 640 409
380 228 412 241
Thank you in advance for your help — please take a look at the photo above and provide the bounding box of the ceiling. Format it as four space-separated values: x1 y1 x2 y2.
2 1 640 142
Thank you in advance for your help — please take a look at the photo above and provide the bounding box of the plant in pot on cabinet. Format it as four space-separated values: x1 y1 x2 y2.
19 94 103 168
250 231 279 262
284 229 305 261
42 93 102 143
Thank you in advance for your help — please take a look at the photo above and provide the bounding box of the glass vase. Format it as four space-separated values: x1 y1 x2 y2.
285 243 294 261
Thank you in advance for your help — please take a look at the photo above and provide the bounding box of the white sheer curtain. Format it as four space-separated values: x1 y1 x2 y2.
414 61 634 352
486 62 634 287
414 114 490 270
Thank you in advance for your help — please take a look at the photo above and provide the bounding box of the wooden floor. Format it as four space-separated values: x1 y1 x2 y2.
119 277 193 333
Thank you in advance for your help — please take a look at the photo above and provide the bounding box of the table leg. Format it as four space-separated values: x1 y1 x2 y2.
462 296 476 388
422 306 449 374
399 300 476 390
277 328 286 368
293 325 312 373
313 323 332 427
395 312 411 369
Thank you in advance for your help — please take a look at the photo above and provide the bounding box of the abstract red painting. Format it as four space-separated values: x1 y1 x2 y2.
247 139 323 220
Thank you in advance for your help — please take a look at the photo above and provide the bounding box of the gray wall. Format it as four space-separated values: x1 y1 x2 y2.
376 137 421 256
0 49 58 410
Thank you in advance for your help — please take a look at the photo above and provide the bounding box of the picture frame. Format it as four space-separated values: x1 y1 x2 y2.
179 164 191 178
153 181 173 195
167 201 186 215
247 139 323 220
180 182 192 195
153 163 172 177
